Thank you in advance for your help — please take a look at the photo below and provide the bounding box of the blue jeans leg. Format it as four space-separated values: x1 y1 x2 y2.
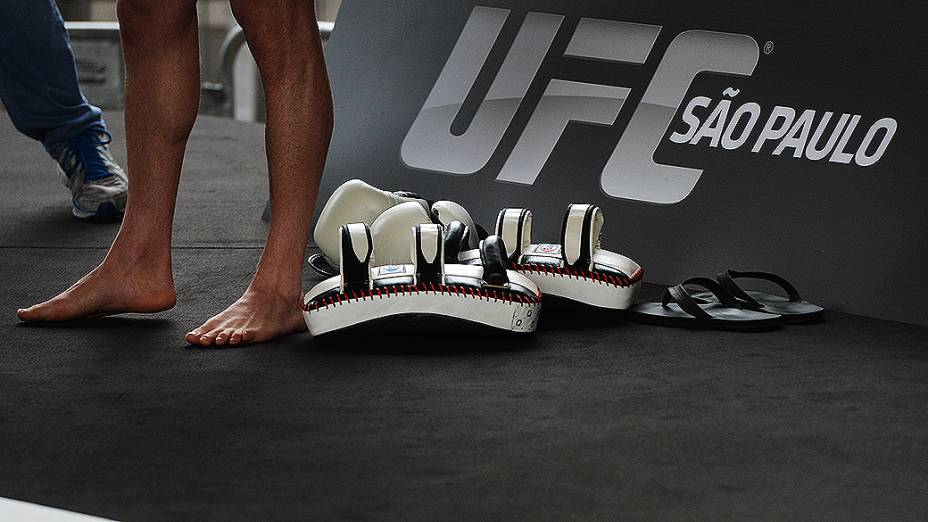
0 0 106 155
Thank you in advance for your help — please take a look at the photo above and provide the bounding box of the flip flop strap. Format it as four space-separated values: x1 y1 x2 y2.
662 277 742 319
718 270 802 304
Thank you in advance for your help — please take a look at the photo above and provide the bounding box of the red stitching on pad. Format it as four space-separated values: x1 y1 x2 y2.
512 263 643 288
303 282 542 312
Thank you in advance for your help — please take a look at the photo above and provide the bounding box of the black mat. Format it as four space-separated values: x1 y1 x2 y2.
0 112 270 248
2 114 927 520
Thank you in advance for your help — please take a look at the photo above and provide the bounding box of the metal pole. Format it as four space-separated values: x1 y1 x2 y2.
200 22 333 119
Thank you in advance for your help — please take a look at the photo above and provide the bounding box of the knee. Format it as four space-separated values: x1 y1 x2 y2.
117 0 196 48
230 1 317 64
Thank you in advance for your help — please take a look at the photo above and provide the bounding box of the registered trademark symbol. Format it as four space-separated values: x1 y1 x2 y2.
763 41 774 55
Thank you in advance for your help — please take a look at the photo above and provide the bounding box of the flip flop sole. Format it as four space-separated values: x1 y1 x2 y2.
692 290 824 323
629 302 782 331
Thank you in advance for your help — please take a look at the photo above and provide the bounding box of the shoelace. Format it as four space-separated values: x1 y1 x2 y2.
59 130 115 182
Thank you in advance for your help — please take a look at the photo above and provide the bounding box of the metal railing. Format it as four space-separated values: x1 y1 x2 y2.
200 21 335 118
64 21 121 35
200 21 336 221
64 20 333 221
65 20 334 116
65 22 124 109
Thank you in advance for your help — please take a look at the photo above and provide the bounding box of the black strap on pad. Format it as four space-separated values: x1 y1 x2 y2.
443 220 470 263
338 223 373 293
494 208 532 261
560 204 602 270
480 235 510 287
413 223 445 285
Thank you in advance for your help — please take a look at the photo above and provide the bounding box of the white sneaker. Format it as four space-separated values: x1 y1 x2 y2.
53 129 128 219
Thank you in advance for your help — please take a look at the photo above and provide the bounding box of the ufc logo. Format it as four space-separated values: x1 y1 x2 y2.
400 6 759 204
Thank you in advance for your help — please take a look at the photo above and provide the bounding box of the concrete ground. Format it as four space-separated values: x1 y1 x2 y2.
1 113 927 521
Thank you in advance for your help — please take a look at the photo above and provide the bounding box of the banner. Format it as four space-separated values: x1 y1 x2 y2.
319 0 927 325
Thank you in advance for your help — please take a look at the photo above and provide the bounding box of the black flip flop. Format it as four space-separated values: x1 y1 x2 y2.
693 270 824 323
629 277 782 331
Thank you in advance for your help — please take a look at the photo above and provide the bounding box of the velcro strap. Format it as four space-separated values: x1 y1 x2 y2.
411 223 445 284
560 204 603 269
494 208 532 261
338 223 372 292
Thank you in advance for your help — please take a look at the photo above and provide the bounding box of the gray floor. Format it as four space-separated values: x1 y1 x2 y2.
1 114 927 521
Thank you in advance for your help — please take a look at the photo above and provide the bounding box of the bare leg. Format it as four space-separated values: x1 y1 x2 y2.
186 0 333 346
16 0 199 321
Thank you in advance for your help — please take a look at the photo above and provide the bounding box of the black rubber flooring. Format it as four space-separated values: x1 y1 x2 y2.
2 113 927 520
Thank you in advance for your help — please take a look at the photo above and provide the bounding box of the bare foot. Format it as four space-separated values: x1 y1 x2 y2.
185 286 306 347
17 261 176 322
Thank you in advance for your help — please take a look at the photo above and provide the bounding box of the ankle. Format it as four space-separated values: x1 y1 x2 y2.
103 241 173 281
246 277 302 302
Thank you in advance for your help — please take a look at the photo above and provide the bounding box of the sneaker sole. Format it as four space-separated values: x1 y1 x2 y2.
72 201 123 220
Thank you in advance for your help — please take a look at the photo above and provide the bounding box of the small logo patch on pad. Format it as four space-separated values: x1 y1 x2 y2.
377 265 405 275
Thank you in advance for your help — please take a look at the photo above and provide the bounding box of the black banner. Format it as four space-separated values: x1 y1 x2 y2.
318 0 927 325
